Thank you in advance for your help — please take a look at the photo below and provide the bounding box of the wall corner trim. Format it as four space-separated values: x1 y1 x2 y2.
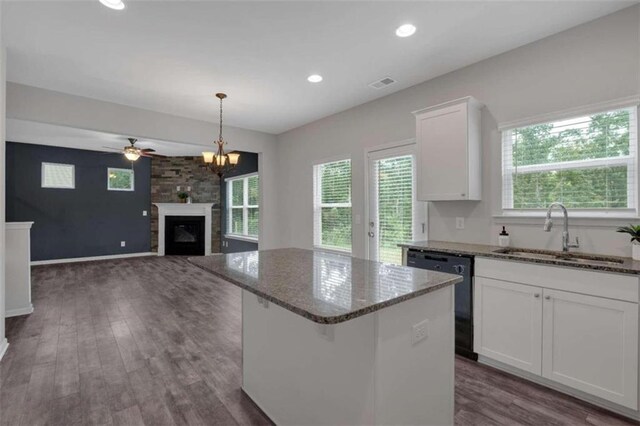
5 304 33 318
6 221 34 230
31 252 157 266
0 339 8 361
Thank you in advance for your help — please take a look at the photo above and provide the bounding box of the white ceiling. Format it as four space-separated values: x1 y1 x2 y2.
7 119 209 156
4 1 635 135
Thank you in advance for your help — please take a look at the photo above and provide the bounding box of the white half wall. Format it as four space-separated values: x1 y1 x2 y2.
0 2 8 359
6 83 281 250
275 5 640 258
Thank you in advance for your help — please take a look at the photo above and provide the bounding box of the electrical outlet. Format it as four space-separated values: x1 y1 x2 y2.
142 210 147 216
456 217 465 230
176 186 181 191
120 241 126 247
412 319 429 345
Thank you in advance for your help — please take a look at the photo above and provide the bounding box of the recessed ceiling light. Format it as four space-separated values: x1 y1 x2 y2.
307 74 323 83
99 0 125 10
395 24 416 38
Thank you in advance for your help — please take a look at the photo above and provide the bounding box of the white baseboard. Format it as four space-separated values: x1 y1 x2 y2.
5 304 34 318
478 355 639 421
0 338 8 361
31 252 157 266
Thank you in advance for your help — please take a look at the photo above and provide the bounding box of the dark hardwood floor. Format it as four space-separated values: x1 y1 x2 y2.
0 256 635 426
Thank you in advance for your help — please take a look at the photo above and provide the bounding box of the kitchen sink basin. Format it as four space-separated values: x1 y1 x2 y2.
492 248 625 267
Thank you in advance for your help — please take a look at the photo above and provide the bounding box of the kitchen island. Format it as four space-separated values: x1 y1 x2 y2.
190 248 462 426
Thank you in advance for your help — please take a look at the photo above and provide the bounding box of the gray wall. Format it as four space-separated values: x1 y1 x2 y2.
275 6 640 258
221 151 259 253
6 142 151 261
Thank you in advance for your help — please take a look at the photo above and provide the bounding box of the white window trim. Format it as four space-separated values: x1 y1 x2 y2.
41 162 75 189
107 167 135 191
313 157 352 254
498 96 640 131
501 103 639 218
226 172 259 240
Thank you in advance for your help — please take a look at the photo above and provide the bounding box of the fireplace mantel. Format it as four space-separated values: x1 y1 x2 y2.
154 203 214 256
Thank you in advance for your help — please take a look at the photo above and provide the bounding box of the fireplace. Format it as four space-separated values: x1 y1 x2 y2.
165 216 205 255
154 203 213 256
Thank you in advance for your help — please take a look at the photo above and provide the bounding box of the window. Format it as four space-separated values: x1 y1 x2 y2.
42 162 75 189
313 159 352 252
502 106 637 213
227 174 259 240
107 168 135 191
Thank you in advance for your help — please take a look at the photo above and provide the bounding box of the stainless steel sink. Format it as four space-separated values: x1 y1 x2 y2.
492 248 625 267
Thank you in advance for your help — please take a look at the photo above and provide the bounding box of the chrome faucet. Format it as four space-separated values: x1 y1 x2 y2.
543 202 579 252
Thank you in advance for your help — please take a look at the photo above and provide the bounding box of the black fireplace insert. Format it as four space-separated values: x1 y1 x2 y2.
165 215 205 256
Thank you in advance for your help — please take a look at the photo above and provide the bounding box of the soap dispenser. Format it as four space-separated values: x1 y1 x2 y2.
498 226 510 247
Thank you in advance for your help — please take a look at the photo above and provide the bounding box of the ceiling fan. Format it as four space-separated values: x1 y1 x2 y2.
103 138 166 161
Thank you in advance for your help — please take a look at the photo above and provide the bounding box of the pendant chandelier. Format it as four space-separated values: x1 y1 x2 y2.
202 93 240 177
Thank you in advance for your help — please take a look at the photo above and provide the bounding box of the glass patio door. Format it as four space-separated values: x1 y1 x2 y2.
367 144 426 264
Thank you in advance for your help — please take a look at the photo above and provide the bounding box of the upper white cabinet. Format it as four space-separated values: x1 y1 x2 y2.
413 96 483 201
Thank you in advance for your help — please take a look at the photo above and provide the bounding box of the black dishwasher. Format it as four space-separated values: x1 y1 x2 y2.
406 249 476 360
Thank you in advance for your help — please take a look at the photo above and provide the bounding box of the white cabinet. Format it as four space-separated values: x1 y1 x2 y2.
474 277 542 374
474 258 639 411
413 96 482 201
542 289 638 409
5 222 34 317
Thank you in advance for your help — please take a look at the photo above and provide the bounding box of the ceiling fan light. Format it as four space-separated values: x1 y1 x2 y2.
202 152 215 164
123 146 140 161
124 151 140 161
227 152 240 165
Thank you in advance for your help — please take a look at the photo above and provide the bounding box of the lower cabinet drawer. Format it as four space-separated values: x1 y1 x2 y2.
475 257 639 303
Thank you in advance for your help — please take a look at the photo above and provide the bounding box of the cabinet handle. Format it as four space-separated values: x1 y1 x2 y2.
545 295 551 300
534 293 540 298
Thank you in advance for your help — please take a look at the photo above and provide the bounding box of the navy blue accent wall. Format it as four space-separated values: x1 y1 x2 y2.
221 151 259 254
6 142 151 261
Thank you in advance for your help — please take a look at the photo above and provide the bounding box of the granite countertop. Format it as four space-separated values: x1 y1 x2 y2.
189 248 462 324
399 240 640 275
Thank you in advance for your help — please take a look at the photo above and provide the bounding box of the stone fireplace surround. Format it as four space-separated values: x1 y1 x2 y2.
151 156 221 254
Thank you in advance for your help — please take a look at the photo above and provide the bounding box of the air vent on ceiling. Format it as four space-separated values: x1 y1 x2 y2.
368 77 396 90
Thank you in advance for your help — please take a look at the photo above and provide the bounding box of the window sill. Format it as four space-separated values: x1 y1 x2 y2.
224 234 259 243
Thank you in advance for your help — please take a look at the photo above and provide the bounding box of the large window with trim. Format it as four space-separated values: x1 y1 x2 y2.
502 106 637 214
226 173 259 240
313 159 352 252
